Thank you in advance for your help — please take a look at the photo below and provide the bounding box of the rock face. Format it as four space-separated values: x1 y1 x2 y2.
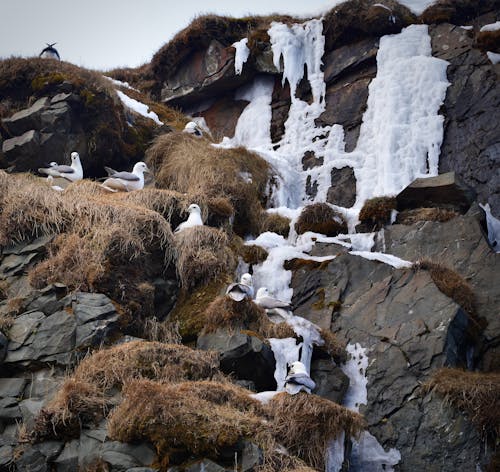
431 22 500 216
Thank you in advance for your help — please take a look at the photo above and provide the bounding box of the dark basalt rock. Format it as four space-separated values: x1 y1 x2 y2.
327 166 357 208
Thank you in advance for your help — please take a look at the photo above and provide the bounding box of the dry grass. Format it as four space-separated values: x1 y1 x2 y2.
72 341 219 390
30 341 220 442
424 368 500 437
141 317 182 344
295 203 347 236
413 260 476 317
396 207 459 225
107 379 265 462
261 213 291 238
202 296 297 341
146 132 270 236
266 392 364 470
175 226 236 289
358 196 397 227
0 174 175 292
319 328 347 364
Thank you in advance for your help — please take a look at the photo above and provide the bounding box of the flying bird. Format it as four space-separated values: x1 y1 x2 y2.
285 361 316 395
183 121 203 137
174 204 203 233
39 43 60 60
38 152 83 182
101 161 149 192
226 273 254 301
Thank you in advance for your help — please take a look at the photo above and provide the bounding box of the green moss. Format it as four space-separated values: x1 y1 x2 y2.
31 72 68 91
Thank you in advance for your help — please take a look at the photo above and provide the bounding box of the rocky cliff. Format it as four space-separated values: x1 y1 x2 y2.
0 1 499 471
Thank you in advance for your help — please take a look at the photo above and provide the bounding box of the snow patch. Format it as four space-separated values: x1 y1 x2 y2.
486 51 500 65
105 76 138 91
480 21 500 32
397 0 438 15
269 337 301 390
116 90 163 125
232 38 250 75
341 343 369 412
479 203 500 251
349 251 413 268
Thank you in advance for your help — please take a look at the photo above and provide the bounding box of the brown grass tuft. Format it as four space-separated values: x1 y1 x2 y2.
424 368 500 437
0 173 175 292
241 244 269 265
72 341 219 391
413 260 476 317
107 379 264 460
175 226 236 289
261 213 291 238
358 196 397 227
319 328 347 364
30 379 107 442
295 203 347 236
396 207 459 225
141 317 182 344
266 392 365 470
146 132 270 237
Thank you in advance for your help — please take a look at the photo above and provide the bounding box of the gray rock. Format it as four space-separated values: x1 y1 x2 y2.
327 166 357 208
54 439 79 472
0 377 27 397
31 310 76 361
41 102 71 131
14 446 48 472
101 441 156 470
2 97 49 135
430 23 500 216
396 172 476 213
0 444 13 467
184 459 226 472
127 469 159 472
0 332 7 362
310 358 349 404
51 93 72 104
0 396 21 419
0 252 39 276
19 398 45 428
198 329 276 391
7 311 45 350
240 441 263 471
27 369 64 399
37 440 64 461
2 130 41 170
78 433 103 468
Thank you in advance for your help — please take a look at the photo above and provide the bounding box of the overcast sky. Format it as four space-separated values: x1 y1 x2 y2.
0 0 337 71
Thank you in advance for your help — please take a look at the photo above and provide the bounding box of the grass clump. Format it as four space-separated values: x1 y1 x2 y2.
175 226 236 289
203 295 297 340
413 260 476 317
424 368 500 437
266 392 365 470
107 379 264 462
319 328 346 364
358 196 397 228
146 132 270 237
396 207 459 225
295 203 347 236
261 213 291 238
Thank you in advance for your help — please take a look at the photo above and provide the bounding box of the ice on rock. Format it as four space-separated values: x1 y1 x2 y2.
341 343 369 412
326 431 346 472
269 337 301 390
232 38 250 75
397 0 438 15
486 52 500 65
349 251 413 269
350 431 401 472
479 203 500 251
480 21 500 32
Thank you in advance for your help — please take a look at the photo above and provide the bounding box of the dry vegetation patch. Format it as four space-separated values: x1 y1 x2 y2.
202 296 295 340
266 392 365 470
295 203 347 236
261 213 291 238
107 379 265 462
396 207 459 225
424 368 500 437
358 196 397 228
319 328 347 364
146 132 270 236
175 226 236 289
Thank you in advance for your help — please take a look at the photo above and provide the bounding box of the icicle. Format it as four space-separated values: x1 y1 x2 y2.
232 38 250 75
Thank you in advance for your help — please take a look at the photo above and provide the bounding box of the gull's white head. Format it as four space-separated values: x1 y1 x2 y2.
49 161 58 167
132 161 149 174
183 121 202 137
71 152 80 162
184 121 198 131
240 273 253 287
188 203 201 214
256 287 269 298
289 361 307 375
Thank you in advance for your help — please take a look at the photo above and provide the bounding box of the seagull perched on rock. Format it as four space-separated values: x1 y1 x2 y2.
183 121 203 137
226 273 254 301
174 204 203 233
285 361 316 395
38 152 83 182
101 161 149 192
255 287 292 323
39 43 60 60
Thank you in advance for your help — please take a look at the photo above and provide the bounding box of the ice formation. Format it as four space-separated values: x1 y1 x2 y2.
480 21 500 32
397 0 438 15
232 38 250 75
486 51 500 65
116 90 163 125
479 203 500 251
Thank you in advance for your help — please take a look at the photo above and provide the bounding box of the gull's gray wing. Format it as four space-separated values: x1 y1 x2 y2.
285 373 316 391
108 171 140 181
39 164 74 175
104 166 118 176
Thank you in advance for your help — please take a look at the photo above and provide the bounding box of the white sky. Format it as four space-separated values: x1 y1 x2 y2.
0 0 338 71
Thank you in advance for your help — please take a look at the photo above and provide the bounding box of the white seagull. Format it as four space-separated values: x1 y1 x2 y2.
285 361 316 395
255 287 292 323
183 121 203 137
101 161 149 192
38 152 83 182
226 273 254 301
174 204 204 233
